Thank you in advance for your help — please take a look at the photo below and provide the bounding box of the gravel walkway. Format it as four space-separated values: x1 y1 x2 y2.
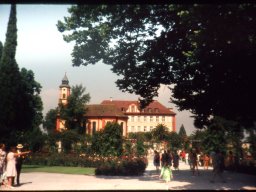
1 155 256 190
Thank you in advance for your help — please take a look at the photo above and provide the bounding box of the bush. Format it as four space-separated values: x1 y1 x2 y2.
95 156 147 176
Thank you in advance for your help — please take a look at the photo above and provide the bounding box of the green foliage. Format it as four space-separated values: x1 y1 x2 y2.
59 84 90 133
151 124 169 142
58 4 256 129
0 5 43 144
91 122 123 156
166 131 182 150
95 157 147 176
43 108 58 134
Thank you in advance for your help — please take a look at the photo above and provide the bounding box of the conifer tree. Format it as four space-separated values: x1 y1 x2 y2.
0 4 23 136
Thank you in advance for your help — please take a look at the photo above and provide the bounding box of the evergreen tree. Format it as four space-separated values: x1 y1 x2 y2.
178 124 189 150
0 5 43 144
0 41 3 62
0 4 23 137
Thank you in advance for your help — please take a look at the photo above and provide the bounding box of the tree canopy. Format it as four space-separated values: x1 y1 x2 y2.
59 84 90 133
57 4 256 128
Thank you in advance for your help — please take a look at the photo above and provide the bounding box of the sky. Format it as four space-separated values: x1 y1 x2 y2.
0 4 197 135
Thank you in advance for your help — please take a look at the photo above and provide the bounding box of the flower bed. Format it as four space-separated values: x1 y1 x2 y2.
23 153 148 176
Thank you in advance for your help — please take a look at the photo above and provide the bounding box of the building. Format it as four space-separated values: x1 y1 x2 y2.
56 74 176 136
85 104 128 137
101 99 176 133
56 73 70 132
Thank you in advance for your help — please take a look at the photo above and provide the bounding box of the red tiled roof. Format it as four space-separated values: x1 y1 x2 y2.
85 104 128 117
101 100 176 115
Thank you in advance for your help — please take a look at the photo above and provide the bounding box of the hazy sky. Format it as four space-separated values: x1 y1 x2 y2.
0 4 197 135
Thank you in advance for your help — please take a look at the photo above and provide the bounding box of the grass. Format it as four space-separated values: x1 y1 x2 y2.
21 165 95 175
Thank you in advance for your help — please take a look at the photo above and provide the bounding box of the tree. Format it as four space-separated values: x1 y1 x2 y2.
0 41 3 62
59 84 90 134
57 4 256 128
166 131 182 150
0 5 43 145
91 122 123 156
43 108 58 134
178 124 189 150
151 124 169 143
0 4 22 137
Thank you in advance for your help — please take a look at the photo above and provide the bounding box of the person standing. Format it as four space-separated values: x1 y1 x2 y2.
0 144 7 187
159 162 173 183
16 144 29 186
6 145 30 188
153 150 160 172
210 149 226 183
173 150 180 170
203 153 210 170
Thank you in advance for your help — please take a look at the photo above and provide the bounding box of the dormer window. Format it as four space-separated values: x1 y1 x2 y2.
154 108 159 113
131 105 135 112
148 108 152 113
121 107 125 112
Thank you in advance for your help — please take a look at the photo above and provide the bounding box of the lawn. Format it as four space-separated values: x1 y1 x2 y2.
21 165 95 175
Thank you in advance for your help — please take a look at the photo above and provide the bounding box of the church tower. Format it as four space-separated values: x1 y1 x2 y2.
59 73 70 105
56 73 71 132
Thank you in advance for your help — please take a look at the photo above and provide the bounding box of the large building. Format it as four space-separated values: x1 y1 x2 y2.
101 99 176 133
56 74 176 136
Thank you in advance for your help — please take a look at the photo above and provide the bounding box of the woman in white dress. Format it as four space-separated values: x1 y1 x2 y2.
6 146 30 188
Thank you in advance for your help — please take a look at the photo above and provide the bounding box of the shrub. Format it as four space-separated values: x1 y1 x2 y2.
95 156 147 176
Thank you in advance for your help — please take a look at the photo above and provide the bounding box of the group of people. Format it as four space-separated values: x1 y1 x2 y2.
153 149 181 183
153 148 234 183
0 143 30 189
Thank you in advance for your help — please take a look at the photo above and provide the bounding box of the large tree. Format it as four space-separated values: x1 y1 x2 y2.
0 4 23 136
57 4 256 128
0 5 43 143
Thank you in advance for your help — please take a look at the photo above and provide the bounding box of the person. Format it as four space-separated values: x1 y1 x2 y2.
203 153 210 170
6 146 30 188
190 149 199 176
153 150 160 172
227 151 235 171
159 162 173 183
161 150 168 168
16 144 29 186
185 152 189 165
210 149 226 183
0 144 7 188
166 149 173 167
173 150 180 170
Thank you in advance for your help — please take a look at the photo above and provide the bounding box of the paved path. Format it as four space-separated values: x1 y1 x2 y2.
1 155 256 190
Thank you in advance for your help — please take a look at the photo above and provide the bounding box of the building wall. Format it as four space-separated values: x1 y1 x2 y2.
124 102 176 133
86 117 127 137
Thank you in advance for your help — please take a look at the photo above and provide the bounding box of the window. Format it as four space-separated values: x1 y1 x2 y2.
131 116 134 122
156 116 159 122
137 116 140 122
144 116 147 122
162 116 165 122
150 126 153 131
144 126 147 132
154 108 159 113
150 116 153 122
138 126 141 132
131 105 135 112
148 108 152 113
121 107 125 112
63 93 66 99
131 126 135 132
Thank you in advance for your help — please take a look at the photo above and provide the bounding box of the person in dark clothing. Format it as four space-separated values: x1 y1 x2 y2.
153 150 160 172
166 150 173 167
161 150 168 168
15 144 30 186
210 149 226 183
